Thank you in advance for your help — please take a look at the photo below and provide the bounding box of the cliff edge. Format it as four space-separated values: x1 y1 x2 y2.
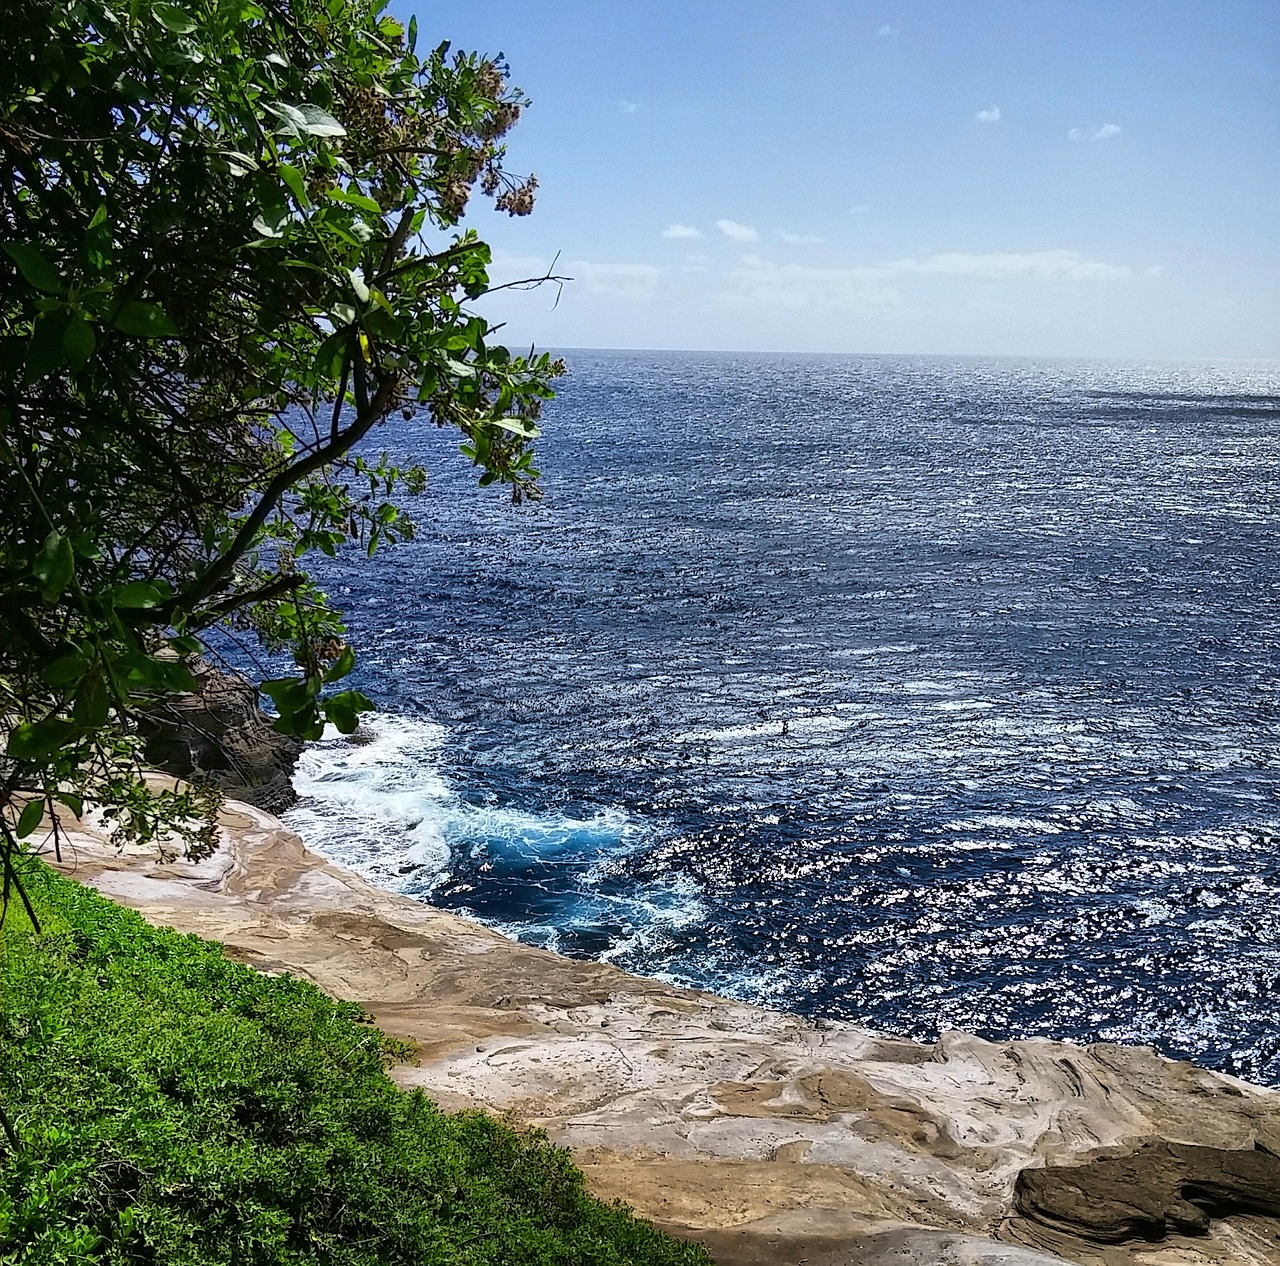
48 797 1280 1266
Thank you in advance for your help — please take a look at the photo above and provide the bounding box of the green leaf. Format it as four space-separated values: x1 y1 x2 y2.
323 697 358 733
112 581 165 609
218 151 260 177
294 103 347 137
2 241 61 293
119 651 197 693
16 799 45 839
112 301 179 338
33 531 75 603
54 792 84 819
272 700 323 739
7 718 77 762
264 101 308 134
492 417 541 439
314 329 348 378
260 675 318 719
323 644 355 683
260 676 304 701
63 312 95 366
25 310 70 381
42 652 91 688
278 163 312 209
326 187 383 216
252 214 287 239
153 3 197 33
84 206 112 270
266 101 346 137
323 689 373 734
73 672 109 728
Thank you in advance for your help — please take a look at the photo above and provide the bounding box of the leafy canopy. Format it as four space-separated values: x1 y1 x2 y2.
0 0 563 878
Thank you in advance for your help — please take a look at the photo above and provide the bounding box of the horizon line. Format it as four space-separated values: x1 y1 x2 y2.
523 345 1280 367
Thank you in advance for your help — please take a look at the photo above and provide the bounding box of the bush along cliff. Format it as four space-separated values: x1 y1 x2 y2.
0 0 563 891
0 863 712 1265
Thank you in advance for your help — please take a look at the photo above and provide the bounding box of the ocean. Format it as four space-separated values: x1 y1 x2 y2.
279 351 1280 1084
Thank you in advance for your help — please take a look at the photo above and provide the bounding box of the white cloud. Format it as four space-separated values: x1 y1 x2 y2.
876 24 898 37
889 249 1132 282
662 223 703 240
975 105 1001 123
485 246 1139 326
482 251 659 302
731 255 902 310
1069 122 1122 142
1145 264 1164 277
484 251 557 287
729 249 1136 309
717 218 760 244
617 99 639 115
779 231 822 245
571 260 659 297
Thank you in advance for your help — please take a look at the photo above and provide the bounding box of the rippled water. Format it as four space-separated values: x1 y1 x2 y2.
283 353 1280 1084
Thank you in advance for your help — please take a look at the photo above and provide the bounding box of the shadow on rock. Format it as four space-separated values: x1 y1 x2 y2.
1015 1139 1280 1243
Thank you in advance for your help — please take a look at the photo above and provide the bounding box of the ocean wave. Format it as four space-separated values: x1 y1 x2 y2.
283 712 711 962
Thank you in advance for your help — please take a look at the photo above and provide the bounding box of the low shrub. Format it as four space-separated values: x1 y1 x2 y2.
0 864 710 1265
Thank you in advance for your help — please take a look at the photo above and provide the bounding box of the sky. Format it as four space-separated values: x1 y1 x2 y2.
401 0 1279 359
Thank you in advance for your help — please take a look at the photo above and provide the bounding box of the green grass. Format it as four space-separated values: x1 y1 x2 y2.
0 864 712 1265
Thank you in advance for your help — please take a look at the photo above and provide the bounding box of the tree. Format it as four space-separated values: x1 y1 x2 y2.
0 0 564 918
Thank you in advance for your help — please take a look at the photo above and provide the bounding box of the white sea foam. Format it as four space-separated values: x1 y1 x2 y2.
283 712 711 958
285 713 637 890
944 814 1065 834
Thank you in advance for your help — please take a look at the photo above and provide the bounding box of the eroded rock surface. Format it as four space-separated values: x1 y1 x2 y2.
47 798 1280 1266
1015 1139 1280 1243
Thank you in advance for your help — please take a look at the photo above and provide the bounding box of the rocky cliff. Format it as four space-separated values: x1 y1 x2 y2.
51 798 1280 1266
137 661 302 815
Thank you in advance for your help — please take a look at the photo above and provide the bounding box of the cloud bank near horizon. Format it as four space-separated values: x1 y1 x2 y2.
478 244 1165 354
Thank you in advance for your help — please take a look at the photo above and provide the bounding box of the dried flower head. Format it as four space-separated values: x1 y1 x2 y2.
495 174 537 217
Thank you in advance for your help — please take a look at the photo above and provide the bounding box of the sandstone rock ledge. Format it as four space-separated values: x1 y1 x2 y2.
48 798 1280 1266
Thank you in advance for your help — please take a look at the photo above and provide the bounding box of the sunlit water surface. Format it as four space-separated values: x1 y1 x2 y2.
279 353 1280 1084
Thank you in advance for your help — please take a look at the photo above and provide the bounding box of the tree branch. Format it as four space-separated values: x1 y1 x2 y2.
179 372 400 611
194 572 305 626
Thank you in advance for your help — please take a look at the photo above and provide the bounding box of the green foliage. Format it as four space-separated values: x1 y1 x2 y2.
0 865 712 1265
0 0 564 859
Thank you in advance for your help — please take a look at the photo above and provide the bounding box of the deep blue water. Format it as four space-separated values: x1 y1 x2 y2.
281 352 1280 1085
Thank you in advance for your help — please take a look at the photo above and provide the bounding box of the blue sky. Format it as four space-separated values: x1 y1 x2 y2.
404 1 1278 358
